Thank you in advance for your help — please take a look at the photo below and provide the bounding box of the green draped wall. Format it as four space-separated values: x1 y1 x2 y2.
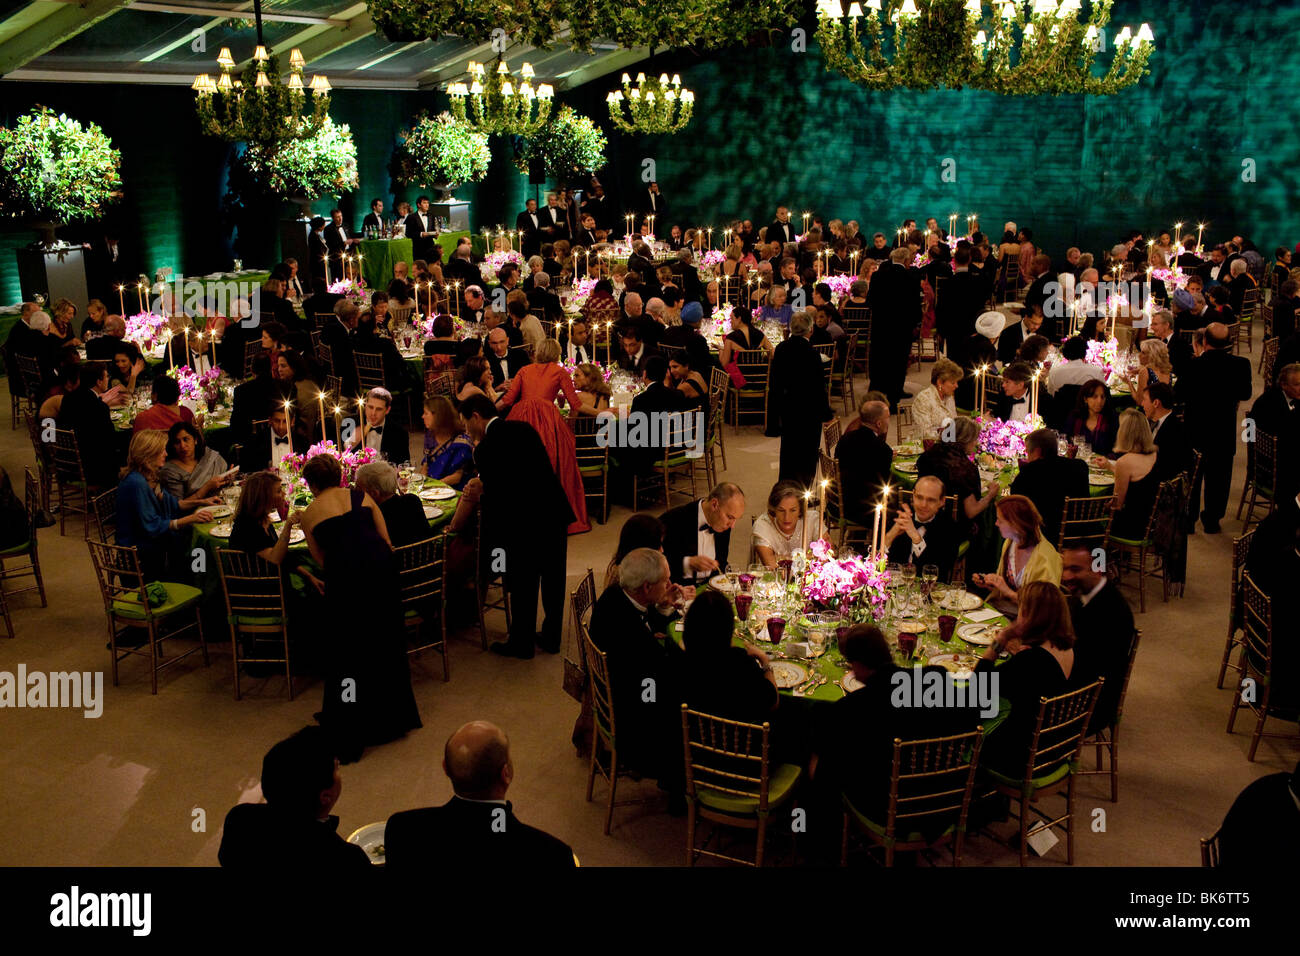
2 0 1297 305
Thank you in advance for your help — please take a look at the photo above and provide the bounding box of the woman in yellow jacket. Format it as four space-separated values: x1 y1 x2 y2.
973 494 1062 617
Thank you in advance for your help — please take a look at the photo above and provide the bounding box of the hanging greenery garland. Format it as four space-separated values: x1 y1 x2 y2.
232 116 359 200
516 106 607 184
0 106 122 225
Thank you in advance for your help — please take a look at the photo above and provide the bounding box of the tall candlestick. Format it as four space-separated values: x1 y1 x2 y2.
166 331 175 371
1197 222 1205 250
949 213 957 236
117 285 125 316
136 283 145 313
210 333 217 368
1173 222 1183 247
802 491 812 552
802 212 810 235
317 390 327 442
323 256 331 285
647 215 655 236
706 227 713 251
333 404 343 444
819 479 829 544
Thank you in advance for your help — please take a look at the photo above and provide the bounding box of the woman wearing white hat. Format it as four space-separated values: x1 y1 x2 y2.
955 311 1005 413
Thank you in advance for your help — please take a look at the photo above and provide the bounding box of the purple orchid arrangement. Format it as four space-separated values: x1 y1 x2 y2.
799 539 891 621
974 415 1042 459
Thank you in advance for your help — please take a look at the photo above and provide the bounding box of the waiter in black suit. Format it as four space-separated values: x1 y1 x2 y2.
404 196 437 262
767 206 796 246
1009 428 1090 546
836 400 894 527
581 180 610 232
323 208 357 279
936 247 992 367
464 394 574 657
866 248 922 410
1143 382 1192 481
307 217 329 284
768 313 834 487
641 181 668 224
541 194 567 243
516 199 543 258
1061 543 1135 733
1178 322 1253 533
884 475 960 581
361 198 384 235
385 720 575 869
661 482 746 585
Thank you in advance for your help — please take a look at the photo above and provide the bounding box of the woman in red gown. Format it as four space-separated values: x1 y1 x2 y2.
496 338 591 534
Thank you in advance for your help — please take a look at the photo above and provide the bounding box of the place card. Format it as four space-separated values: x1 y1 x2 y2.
963 607 1003 623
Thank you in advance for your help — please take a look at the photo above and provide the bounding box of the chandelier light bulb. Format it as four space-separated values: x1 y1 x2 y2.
289 49 305 70
671 74 681 85
621 72 631 84
500 80 514 96
216 47 234 70
1136 23 1154 44
1114 26 1131 47
521 63 535 78
287 73 303 90
863 0 879 11
537 84 554 98
217 72 232 91
255 71 270 89
497 61 509 75
470 80 483 95
636 72 646 83
253 45 268 62
965 0 981 13
659 73 670 85
900 0 919 16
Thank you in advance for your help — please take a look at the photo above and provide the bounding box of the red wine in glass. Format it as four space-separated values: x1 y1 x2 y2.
939 615 957 644
897 631 919 657
767 616 785 643
734 592 753 621
738 573 754 593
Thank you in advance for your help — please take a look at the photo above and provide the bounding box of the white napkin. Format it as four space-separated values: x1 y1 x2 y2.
963 607 1003 623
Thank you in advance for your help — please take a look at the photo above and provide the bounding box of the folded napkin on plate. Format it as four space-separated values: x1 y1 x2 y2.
963 607 1003 623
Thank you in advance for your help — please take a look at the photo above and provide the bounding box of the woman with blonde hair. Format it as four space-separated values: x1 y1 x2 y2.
116 429 219 581
1107 408 1159 539
910 357 962 441
572 362 611 414
1127 337 1173 408
496 337 590 533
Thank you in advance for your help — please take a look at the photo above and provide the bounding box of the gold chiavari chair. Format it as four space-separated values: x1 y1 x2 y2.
818 451 871 552
1057 496 1115 553
1259 335 1280 383
706 366 729 476
1200 829 1222 867
632 408 701 510
216 549 293 700
388 304 414 325
1107 476 1182 613
681 705 803 867
569 415 610 525
353 351 386 393
725 348 772 430
23 411 52 514
0 468 49 617
812 342 835 394
1217 530 1255 690
14 354 44 421
474 507 509 650
1076 629 1141 802
425 367 456 399
563 568 597 705
894 402 915 441
840 306 871 375
50 428 94 537
1236 430 1277 532
985 681 1104 866
86 540 209 695
1226 572 1300 761
822 417 842 456
830 332 858 416
1237 288 1260 353
396 534 449 680
243 340 263 378
583 629 650 835
840 728 985 867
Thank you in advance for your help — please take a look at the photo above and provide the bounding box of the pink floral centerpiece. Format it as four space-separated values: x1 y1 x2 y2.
479 249 524 284
1149 264 1189 290
819 273 854 299
974 415 1043 460
327 276 369 308
569 277 598 308
277 440 379 504
123 312 169 352
700 249 726 268
166 365 224 409
799 539 891 622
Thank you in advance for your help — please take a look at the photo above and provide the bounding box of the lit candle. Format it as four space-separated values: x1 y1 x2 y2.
573 251 578 280
453 282 461 318
802 211 810 234
872 502 883 556
427 282 434 319
819 478 829 542
136 283 145 313
210 332 217 367
1197 222 1205 251
317 390 327 442
802 490 812 551
949 213 957 236
647 214 655 236
333 404 343 443
166 330 175 371
116 284 125 315
706 227 713 250
323 256 331 285
1173 222 1183 246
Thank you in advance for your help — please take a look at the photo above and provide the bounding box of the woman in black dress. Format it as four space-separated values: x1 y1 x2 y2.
298 453 421 762
719 306 773 366
974 581 1075 777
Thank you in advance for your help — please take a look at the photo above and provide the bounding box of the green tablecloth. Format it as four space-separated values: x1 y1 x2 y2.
110 404 232 440
889 450 1114 498
358 239 413 291
436 231 472 263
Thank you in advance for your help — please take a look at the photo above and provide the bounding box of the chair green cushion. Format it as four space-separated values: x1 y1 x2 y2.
0 540 31 557
843 795 957 847
985 760 1073 795
956 540 970 559
232 614 283 627
112 582 202 620
1108 535 1152 548
578 464 608 476
693 762 802 815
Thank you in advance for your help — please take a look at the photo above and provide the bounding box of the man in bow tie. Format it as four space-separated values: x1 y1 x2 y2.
323 208 358 280
516 198 544 259
660 482 746 585
884 475 959 581
240 403 308 473
349 386 410 464
994 361 1034 422
404 196 436 262
1246 362 1300 501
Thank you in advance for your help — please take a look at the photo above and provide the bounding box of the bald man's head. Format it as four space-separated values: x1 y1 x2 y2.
1205 322 1231 349
443 720 512 800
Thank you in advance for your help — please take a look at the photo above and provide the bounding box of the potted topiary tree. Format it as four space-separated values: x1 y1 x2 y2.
392 111 491 201
516 106 607 188
231 115 359 210
0 106 122 247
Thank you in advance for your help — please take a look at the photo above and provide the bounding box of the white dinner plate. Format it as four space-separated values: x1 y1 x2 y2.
895 442 923 457
895 459 919 474
708 575 736 593
422 504 443 519
346 822 387 865
957 622 997 645
840 672 864 694
770 660 809 689
940 590 984 612
208 522 233 538
929 653 981 680
419 486 457 500
1089 472 1116 486
208 504 234 519
288 528 305 544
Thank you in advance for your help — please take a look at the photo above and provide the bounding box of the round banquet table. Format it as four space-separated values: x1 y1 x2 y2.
110 403 232 443
668 579 1012 730
888 441 1115 498
357 239 413 293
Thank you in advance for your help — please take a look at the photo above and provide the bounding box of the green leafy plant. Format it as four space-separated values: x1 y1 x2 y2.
394 112 491 187
233 117 359 200
516 106 607 183
0 106 122 224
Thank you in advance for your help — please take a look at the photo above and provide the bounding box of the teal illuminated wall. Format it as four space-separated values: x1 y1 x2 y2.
2 0 1297 305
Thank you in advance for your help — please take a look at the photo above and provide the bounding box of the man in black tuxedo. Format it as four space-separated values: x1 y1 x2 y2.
307 217 329 285
661 482 746 585
560 317 595 366
625 240 655 283
641 181 668 223
1009 428 1089 547
540 193 567 243
348 387 410 465
1178 322 1253 533
1022 255 1061 340
442 240 479 290
56 362 120 488
484 327 526 389
867 248 921 409
404 196 437 262
1141 382 1192 484
936 246 992 367
259 275 302 334
386 721 575 869
996 306 1043 366
516 198 544 258
240 403 309 473
767 206 796 247
1246 494 1300 598
615 326 657 376
320 298 360 397
620 355 690 476
836 399 893 527
323 208 357 279
575 212 599 248
464 394 574 657
354 461 432 547
992 361 1035 423
884 475 959 581
864 232 891 261
580 180 610 232
670 248 705 304
587 549 685 777
1272 280 1299 344
1175 236 1202 271
1246 363 1300 501
1061 544 1136 734
768 312 834 487
1147 309 1192 379
218 727 370 870
526 270 563 324
361 197 384 235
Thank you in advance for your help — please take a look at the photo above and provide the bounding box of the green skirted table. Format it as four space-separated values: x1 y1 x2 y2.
357 239 413 291
436 231 472 264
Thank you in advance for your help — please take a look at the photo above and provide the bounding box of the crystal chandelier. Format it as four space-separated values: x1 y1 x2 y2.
446 59 554 137
814 0 1155 96
606 72 695 134
193 45 331 151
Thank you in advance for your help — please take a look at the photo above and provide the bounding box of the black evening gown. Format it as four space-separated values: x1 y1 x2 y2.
313 488 421 762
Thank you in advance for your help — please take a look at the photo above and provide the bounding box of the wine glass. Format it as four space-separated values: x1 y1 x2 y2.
899 564 917 613
922 564 939 604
